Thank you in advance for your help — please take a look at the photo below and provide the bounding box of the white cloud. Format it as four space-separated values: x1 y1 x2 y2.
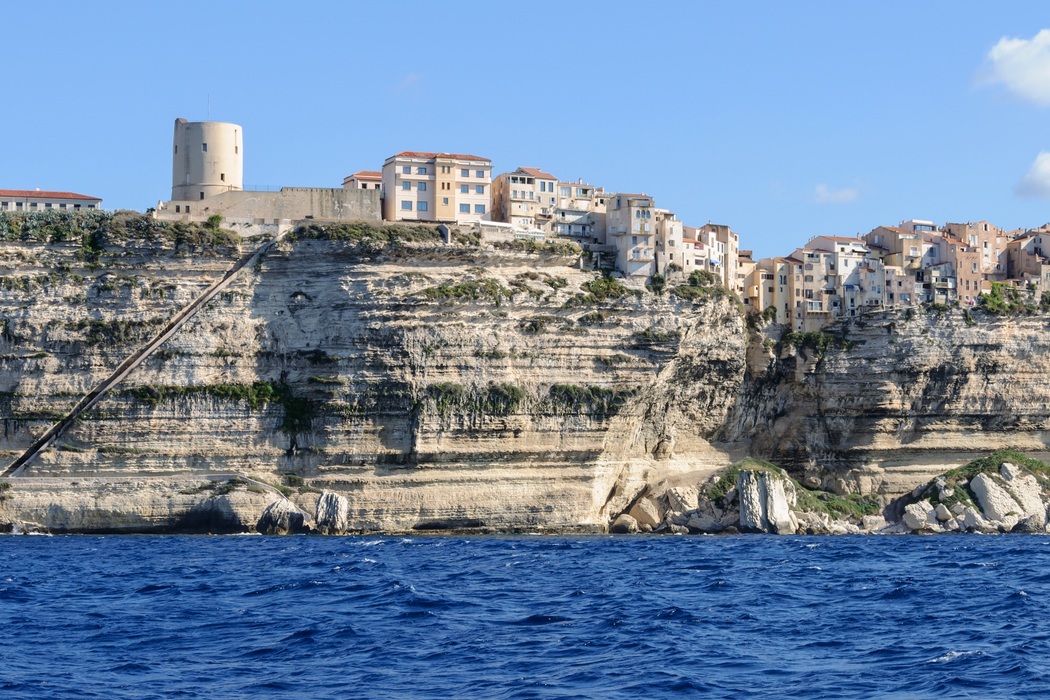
981 29 1050 105
1016 151 1050 198
813 184 858 204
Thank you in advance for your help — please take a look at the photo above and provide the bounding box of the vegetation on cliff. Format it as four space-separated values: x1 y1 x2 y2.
0 210 239 251
288 221 443 245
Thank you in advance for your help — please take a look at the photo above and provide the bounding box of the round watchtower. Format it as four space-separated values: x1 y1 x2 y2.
171 118 243 201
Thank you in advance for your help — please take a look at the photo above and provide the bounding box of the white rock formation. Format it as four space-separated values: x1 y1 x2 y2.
737 469 797 534
314 490 349 535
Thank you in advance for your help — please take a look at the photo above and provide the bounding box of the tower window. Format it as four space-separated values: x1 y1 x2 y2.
235 146 238 154
202 143 208 152
200 192 205 200
174 145 177 154
220 173 225 182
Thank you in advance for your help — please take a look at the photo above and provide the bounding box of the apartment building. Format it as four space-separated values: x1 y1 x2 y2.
653 209 684 279
491 167 558 231
605 193 656 279
381 151 491 223
553 180 607 242
692 223 740 291
0 190 102 212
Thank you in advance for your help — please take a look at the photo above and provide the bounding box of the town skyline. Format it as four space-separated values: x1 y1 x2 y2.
5 2 1050 259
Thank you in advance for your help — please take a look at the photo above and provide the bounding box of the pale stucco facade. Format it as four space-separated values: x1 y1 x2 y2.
381 151 491 224
171 119 243 202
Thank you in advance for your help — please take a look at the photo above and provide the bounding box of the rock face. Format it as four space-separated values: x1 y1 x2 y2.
0 224 747 532
5 216 1050 533
737 469 798 534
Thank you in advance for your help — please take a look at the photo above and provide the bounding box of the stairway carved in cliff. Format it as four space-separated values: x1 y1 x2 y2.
1 233 284 477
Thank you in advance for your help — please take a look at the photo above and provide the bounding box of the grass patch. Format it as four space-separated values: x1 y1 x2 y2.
909 450 1050 511
419 279 513 306
547 384 634 418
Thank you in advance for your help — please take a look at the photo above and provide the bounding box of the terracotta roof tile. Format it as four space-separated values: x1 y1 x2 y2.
0 189 100 201
517 166 557 180
350 170 382 180
392 151 490 163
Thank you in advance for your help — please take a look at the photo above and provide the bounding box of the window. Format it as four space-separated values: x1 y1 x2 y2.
0 202 6 210
475 185 484 194
220 173 225 182
417 182 427 191
186 206 190 213
474 204 485 214
459 203 470 213
175 205 181 213
174 145 177 154
402 182 411 191
460 185 468 194
202 143 208 152
235 146 238 154
401 201 412 211
560 186 571 197
45 203 52 209
461 169 469 177
442 197 449 205
402 166 411 174
417 167 427 175
199 192 205 200
476 170 484 178
417 201 428 212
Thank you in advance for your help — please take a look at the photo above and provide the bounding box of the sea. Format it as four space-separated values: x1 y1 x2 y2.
0 534 1047 699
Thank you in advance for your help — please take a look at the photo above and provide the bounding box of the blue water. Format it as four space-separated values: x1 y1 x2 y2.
1 535 1048 699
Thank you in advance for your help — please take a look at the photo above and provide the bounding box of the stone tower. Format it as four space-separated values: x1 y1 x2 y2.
171 118 243 201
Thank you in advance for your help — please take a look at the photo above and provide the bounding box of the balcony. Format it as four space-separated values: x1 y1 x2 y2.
608 227 627 237
630 249 655 262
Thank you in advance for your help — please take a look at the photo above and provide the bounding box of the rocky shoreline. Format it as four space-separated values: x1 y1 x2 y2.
3 451 1048 536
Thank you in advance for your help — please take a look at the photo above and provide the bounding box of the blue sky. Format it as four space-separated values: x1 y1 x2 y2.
5 1 1050 258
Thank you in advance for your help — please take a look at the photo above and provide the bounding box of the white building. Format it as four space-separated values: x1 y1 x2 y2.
381 151 491 224
0 190 102 212
491 167 558 230
606 193 656 280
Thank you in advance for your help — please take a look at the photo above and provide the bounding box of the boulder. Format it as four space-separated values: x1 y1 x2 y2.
934 503 952 522
667 524 689 535
950 502 966 516
1011 513 1046 534
686 514 722 533
860 515 888 533
629 497 662 529
314 491 349 535
737 469 797 534
902 500 934 531
610 513 640 534
257 499 311 535
970 473 1022 522
665 486 699 514
959 506 991 533
1000 462 1019 481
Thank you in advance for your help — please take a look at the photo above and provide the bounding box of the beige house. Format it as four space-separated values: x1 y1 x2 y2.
342 170 383 193
0 189 101 212
381 151 492 224
606 193 656 280
554 180 607 243
491 167 558 231
653 209 684 280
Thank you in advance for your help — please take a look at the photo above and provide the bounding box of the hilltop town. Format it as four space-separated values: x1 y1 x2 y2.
5 117 1050 334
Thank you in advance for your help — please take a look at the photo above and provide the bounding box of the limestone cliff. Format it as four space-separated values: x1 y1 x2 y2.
0 214 746 533
2 212 1050 534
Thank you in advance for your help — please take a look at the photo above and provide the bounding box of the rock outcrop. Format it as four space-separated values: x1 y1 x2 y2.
897 454 1050 533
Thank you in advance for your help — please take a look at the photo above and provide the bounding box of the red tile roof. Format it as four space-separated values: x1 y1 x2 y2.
350 170 382 180
392 151 490 163
0 189 100 201
517 166 557 180
814 235 865 243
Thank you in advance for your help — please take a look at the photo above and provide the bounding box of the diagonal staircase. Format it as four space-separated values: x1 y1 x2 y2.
2 232 284 478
